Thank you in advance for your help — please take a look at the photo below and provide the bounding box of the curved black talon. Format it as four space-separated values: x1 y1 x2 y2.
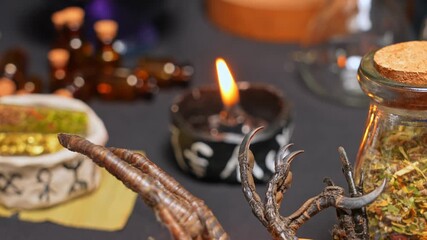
336 179 386 209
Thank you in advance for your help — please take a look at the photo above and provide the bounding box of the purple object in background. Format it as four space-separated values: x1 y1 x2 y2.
86 0 116 20
85 0 168 56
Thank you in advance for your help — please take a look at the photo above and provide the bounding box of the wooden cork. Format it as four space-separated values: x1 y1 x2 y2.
0 77 16 96
94 20 118 42
373 41 427 86
51 10 67 29
47 49 69 68
63 7 85 29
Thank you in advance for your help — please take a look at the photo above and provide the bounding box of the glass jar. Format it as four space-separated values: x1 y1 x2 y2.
355 49 427 239
294 0 414 107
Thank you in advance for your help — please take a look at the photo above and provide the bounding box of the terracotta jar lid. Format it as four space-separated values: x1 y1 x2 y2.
206 0 327 43
374 41 427 86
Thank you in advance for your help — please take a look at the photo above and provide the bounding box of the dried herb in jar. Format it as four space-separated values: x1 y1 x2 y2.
360 125 427 239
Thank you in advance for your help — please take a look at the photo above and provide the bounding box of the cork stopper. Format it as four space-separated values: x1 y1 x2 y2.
63 7 85 30
54 88 73 98
94 20 118 42
373 41 427 85
0 77 16 96
51 10 67 29
47 49 70 68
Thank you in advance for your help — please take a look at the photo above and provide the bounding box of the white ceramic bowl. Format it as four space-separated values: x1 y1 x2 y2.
0 94 108 209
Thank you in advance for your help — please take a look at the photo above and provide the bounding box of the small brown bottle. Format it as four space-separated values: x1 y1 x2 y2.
48 48 71 92
133 67 158 99
96 68 137 101
0 48 28 88
53 74 92 101
63 7 93 70
135 58 194 87
48 48 93 100
51 9 68 49
0 48 44 95
94 19 120 75
70 71 93 101
16 75 43 94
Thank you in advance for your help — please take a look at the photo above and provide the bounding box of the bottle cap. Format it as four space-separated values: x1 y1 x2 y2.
94 20 118 42
374 41 427 85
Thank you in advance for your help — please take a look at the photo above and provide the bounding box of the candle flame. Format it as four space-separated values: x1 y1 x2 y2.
216 58 240 108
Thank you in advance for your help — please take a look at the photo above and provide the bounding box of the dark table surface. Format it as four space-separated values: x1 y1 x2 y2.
0 0 372 239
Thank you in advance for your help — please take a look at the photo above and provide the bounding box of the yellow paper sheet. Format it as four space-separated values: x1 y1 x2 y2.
0 169 137 231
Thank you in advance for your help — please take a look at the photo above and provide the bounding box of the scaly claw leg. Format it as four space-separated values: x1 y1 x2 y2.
58 134 203 238
265 149 304 237
58 133 161 206
59 134 228 240
238 127 268 227
238 128 385 240
156 204 192 240
109 147 229 240
109 148 195 204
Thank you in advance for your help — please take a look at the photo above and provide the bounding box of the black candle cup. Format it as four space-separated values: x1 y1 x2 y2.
170 82 293 183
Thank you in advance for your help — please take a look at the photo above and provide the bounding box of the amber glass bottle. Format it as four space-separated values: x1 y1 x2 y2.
96 68 138 101
0 48 28 88
16 75 43 94
135 58 193 87
94 19 120 74
63 7 93 71
0 48 43 94
51 9 68 50
48 48 71 92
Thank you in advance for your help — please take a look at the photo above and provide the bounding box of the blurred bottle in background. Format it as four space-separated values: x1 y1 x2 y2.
51 9 69 50
294 0 415 107
48 48 71 92
16 75 43 94
0 48 43 95
48 48 94 100
62 7 94 71
96 67 156 101
94 19 120 74
84 0 166 56
0 48 28 87
21 0 168 59
134 58 194 88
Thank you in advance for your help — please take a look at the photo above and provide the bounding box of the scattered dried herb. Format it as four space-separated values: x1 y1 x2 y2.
0 104 88 134
360 125 427 239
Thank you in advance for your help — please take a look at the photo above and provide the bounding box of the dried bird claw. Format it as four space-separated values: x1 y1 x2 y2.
238 127 383 240
58 133 229 240
58 130 383 240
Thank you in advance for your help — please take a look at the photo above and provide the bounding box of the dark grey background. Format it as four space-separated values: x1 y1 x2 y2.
0 0 372 239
